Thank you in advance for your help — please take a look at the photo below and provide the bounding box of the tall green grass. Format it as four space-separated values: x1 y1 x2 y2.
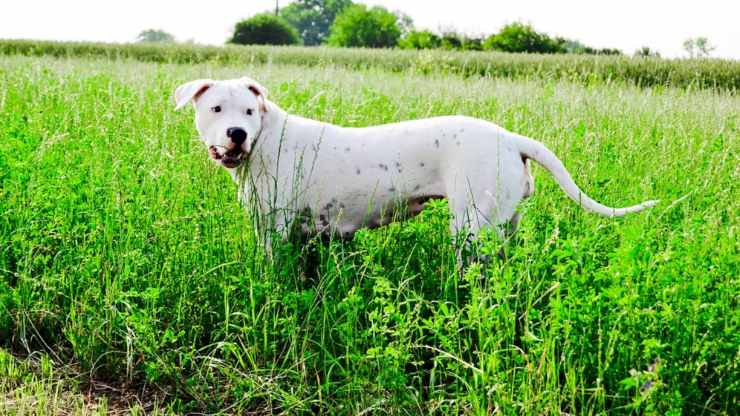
2 39 739 92
0 55 738 414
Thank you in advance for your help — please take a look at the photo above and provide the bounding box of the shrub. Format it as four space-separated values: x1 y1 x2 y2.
439 31 463 50
229 13 300 46
460 36 485 51
327 5 401 48
399 30 441 50
484 22 564 54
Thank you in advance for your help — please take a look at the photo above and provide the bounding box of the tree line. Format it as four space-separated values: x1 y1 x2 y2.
137 0 716 57
228 1 622 55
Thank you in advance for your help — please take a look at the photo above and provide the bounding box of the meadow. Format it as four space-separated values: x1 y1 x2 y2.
2 39 740 92
0 51 738 414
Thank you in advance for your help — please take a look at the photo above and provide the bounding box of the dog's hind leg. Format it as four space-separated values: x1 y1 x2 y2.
449 195 502 267
495 211 522 260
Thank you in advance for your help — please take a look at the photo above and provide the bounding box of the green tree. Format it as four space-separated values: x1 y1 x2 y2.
684 37 715 58
136 29 175 43
280 0 352 46
683 38 696 57
484 22 564 54
229 13 300 46
327 5 401 48
394 11 414 36
695 37 715 57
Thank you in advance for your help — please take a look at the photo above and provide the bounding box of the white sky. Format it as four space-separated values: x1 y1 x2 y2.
0 0 737 59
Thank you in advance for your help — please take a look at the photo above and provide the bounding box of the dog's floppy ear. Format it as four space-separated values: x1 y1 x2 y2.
241 77 268 98
241 77 268 112
173 79 214 110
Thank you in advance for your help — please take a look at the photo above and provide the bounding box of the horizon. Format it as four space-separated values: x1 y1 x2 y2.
1 0 738 59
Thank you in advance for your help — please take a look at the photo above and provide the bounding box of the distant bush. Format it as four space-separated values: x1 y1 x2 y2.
229 13 301 46
438 31 461 51
136 29 175 43
556 38 622 56
327 5 401 48
1 40 737 92
484 22 564 54
402 26 619 56
595 48 623 56
460 36 485 51
635 46 661 58
399 30 441 50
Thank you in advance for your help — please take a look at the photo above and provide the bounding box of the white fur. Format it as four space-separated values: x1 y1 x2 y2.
174 77 657 245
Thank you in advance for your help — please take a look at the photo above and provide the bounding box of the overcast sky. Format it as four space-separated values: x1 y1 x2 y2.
1 0 738 59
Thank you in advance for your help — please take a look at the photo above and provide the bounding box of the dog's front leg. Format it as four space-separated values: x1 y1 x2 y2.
260 208 297 261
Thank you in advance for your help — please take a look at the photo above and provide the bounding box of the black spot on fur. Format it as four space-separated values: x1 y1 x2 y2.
419 162 425 167
389 187 396 192
345 147 351 152
339 203 346 209
395 161 402 173
356 168 361 175
414 184 421 191
379 163 388 171
434 139 440 148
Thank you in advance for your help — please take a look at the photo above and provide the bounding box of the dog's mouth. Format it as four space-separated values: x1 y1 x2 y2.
209 145 246 168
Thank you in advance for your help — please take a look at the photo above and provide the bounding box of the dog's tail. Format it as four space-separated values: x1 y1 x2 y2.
511 133 657 217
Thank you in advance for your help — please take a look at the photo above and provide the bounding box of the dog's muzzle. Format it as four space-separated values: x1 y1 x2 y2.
209 145 246 168
207 118 265 169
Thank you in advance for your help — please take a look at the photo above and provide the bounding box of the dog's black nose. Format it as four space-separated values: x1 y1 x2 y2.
227 127 247 145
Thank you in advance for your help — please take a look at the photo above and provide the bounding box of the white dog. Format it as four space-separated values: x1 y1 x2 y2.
174 77 656 247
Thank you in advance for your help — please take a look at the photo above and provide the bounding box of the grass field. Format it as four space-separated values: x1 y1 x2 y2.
0 53 738 414
2 39 740 92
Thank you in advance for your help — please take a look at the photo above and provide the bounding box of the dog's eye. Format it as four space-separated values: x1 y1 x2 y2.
211 106 221 113
246 108 254 116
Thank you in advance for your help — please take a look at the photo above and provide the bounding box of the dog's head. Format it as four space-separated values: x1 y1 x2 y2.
174 77 268 169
